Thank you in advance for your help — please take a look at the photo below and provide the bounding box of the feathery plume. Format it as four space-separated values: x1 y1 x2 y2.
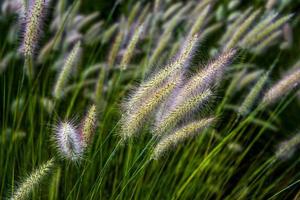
148 32 172 67
108 29 124 67
120 24 144 70
101 23 119 43
224 9 261 50
152 117 215 159
262 67 300 105
237 69 264 90
81 105 97 147
177 49 236 100
154 89 212 136
275 133 300 160
21 0 51 58
53 41 81 99
125 34 199 112
238 72 269 116
10 158 55 200
120 74 181 140
53 121 84 161
162 2 182 21
242 14 291 48
128 2 141 26
188 5 210 37
253 30 282 54
240 12 278 47
219 7 253 44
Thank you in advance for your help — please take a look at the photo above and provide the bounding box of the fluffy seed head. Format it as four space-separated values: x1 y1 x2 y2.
188 5 210 37
21 0 50 58
81 105 97 147
53 41 81 99
10 158 55 200
54 121 83 161
108 29 124 67
238 72 269 116
262 67 300 105
275 133 300 160
152 117 215 159
125 34 199 113
154 89 212 136
120 75 180 140
240 12 278 48
224 9 261 50
178 49 236 99
120 24 144 70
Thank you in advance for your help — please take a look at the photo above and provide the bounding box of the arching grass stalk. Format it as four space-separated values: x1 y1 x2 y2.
115 159 152 200
109 136 157 199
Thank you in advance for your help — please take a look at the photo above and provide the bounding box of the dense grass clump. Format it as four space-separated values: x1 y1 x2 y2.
1 0 300 199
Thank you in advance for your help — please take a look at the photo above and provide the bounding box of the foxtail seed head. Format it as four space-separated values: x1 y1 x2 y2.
10 158 55 200
154 89 212 136
275 133 300 160
120 74 181 140
54 121 84 161
178 49 236 99
120 24 144 70
262 67 300 105
53 41 81 99
238 72 269 116
152 117 215 159
125 34 199 113
224 9 261 50
81 105 97 147
21 0 51 58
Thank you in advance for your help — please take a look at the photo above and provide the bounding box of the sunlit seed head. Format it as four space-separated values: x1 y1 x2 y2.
152 117 215 160
53 41 81 99
81 105 97 147
54 121 83 161
275 133 300 160
238 72 269 116
262 67 300 105
120 24 144 70
154 89 212 136
21 0 51 58
10 158 55 200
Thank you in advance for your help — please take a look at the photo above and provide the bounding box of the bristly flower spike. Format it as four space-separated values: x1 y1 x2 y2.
54 121 84 161
21 0 51 58
120 24 144 70
152 117 215 160
81 104 97 148
262 67 300 105
275 133 300 160
53 41 81 99
238 71 269 116
10 158 55 200
177 49 236 100
125 34 199 113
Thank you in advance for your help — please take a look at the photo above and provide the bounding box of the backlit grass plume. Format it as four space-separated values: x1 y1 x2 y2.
262 67 300 105
238 71 269 116
154 89 212 136
10 158 55 200
152 117 215 159
120 74 181 140
21 0 51 58
125 34 199 113
177 49 236 100
53 121 84 161
120 24 144 70
275 133 300 160
53 41 81 99
81 104 97 147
